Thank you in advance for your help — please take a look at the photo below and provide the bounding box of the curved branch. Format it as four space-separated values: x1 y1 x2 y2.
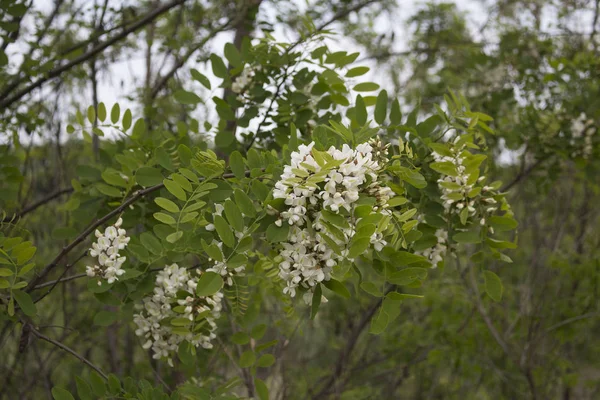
25 183 165 292
0 0 187 110
30 325 108 380
2 188 74 223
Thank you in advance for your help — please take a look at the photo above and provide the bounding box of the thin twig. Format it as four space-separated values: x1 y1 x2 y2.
0 0 187 110
30 325 109 380
1 188 74 223
25 183 165 292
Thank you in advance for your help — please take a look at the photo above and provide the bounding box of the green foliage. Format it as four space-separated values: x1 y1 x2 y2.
1 1 598 399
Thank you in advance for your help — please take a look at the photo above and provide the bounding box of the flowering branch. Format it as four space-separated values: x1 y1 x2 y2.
25 183 165 292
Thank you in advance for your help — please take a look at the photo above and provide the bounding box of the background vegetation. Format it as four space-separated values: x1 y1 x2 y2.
1 0 599 399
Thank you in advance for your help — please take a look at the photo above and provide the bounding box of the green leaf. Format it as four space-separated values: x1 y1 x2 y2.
348 237 371 259
311 284 322 320
224 43 242 67
52 387 75 400
360 281 383 297
196 271 224 297
251 324 267 340
484 270 503 302
87 105 96 123
191 69 211 89
101 170 128 188
239 351 256 368
388 268 428 286
155 197 179 213
0 268 13 276
232 332 250 344
374 90 388 124
370 309 389 334
256 354 275 368
96 183 121 197
224 199 244 232
166 231 183 243
122 109 132 130
214 215 234 248
75 376 93 400
164 179 187 201
154 212 176 225
89 371 106 396
353 82 379 92
255 378 269 400
390 99 402 125
452 231 481 244
93 310 117 326
355 95 367 125
234 189 256 217
266 223 289 243
97 102 106 122
135 167 163 187
13 290 36 316
110 103 120 124
430 161 457 177
174 90 202 105
210 54 228 78
229 151 246 179
140 232 162 255
489 216 518 232
323 279 350 298
178 341 196 366
346 66 369 77
132 118 146 138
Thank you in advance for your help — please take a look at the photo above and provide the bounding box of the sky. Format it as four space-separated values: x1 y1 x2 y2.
23 0 488 114
6 0 597 161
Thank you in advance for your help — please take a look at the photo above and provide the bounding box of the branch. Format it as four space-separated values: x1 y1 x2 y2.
316 0 379 32
2 188 74 223
25 170 250 296
150 21 233 100
311 286 394 399
29 324 108 380
25 183 165 292
0 0 187 110
33 250 88 303
500 157 548 192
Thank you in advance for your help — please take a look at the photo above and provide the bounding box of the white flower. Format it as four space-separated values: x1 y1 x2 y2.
415 228 448 268
272 139 395 300
133 264 223 364
86 218 130 283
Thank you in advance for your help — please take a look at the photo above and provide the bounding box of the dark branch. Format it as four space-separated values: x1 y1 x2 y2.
2 188 73 223
25 183 165 292
0 0 187 110
29 325 109 380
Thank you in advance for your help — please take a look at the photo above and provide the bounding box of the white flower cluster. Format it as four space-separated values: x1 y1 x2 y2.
416 228 448 268
571 112 595 159
86 217 130 284
133 264 223 366
432 142 497 225
273 140 393 299
231 66 255 94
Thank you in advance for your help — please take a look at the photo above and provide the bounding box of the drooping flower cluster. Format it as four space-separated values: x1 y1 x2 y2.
272 139 393 299
231 66 256 95
86 217 130 284
416 228 448 268
133 264 222 366
432 140 498 226
570 112 596 159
